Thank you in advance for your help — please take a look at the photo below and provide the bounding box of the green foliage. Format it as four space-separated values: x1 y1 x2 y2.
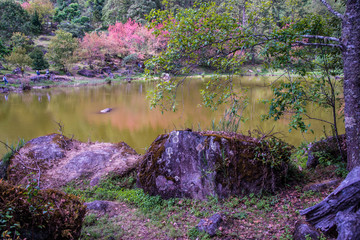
29 47 49 70
1 139 26 165
58 18 93 38
81 214 123 239
5 47 32 70
254 137 294 168
0 0 32 42
0 179 86 239
290 142 309 170
0 39 10 59
101 0 131 25
30 11 42 35
54 2 81 23
46 30 78 71
211 90 249 132
314 150 348 178
10 32 33 53
122 53 139 65
187 227 211 240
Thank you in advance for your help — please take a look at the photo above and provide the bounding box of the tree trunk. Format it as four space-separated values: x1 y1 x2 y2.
342 0 360 171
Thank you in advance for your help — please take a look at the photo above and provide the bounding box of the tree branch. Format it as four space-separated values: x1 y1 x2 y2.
293 41 341 48
319 0 344 20
301 35 340 42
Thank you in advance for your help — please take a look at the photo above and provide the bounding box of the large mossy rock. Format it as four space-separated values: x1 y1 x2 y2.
0 179 86 240
307 135 346 169
137 130 293 200
7 134 140 189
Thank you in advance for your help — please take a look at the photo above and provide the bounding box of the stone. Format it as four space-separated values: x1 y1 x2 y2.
197 213 222 236
85 200 110 212
77 69 97 77
30 75 49 82
7 134 140 189
293 221 321 240
300 167 360 237
303 179 341 192
336 210 360 240
100 108 112 113
307 135 346 169
137 130 293 200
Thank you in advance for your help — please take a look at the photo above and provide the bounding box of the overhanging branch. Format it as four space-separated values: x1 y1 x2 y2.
301 35 340 42
319 0 344 20
293 41 341 49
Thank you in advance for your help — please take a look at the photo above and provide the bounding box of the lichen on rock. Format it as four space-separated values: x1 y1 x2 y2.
137 130 293 200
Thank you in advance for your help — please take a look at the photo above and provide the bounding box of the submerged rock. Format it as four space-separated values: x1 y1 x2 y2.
137 130 293 200
7 134 140 189
100 108 112 113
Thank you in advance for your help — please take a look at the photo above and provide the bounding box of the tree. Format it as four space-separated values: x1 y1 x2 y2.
10 32 33 52
29 47 49 70
5 47 32 73
0 0 31 42
30 11 42 34
21 0 54 24
146 0 360 170
0 39 10 59
45 30 78 72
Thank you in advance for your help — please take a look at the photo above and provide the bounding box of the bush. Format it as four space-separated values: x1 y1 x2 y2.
0 179 86 240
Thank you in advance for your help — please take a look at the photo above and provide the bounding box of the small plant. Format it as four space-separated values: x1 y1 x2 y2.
233 211 248 220
187 227 211 240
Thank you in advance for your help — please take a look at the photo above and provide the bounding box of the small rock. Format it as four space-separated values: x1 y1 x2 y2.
100 108 112 113
77 69 97 78
293 220 321 240
303 179 341 192
85 200 109 212
197 213 222 236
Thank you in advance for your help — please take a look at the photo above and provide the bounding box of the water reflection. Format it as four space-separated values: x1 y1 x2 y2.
0 76 344 155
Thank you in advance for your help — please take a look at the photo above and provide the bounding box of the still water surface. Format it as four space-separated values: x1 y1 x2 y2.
0 76 344 155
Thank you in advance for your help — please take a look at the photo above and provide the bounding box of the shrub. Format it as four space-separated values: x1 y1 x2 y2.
0 179 86 240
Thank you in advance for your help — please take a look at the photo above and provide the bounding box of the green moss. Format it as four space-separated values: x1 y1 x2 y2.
0 180 86 240
137 134 169 195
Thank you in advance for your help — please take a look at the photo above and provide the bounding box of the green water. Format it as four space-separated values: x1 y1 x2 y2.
0 76 344 155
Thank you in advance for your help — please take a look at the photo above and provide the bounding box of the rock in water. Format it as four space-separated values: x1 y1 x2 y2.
100 108 112 113
137 130 293 200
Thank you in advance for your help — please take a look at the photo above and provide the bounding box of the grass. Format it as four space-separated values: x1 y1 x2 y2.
61 164 338 239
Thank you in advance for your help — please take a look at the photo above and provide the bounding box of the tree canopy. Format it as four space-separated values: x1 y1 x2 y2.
145 0 360 170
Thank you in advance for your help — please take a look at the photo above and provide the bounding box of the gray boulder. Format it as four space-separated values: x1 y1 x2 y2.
137 130 293 200
300 167 360 238
293 221 321 240
77 69 97 77
307 135 346 169
30 75 49 82
303 179 341 192
336 210 360 240
7 134 140 189
197 213 222 236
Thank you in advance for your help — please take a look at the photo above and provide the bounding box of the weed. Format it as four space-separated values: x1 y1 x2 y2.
81 214 123 240
187 227 211 240
233 211 248 220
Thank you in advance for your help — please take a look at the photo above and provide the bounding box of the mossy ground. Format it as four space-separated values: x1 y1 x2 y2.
62 165 338 240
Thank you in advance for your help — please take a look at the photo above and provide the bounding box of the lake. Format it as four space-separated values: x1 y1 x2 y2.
0 76 344 155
